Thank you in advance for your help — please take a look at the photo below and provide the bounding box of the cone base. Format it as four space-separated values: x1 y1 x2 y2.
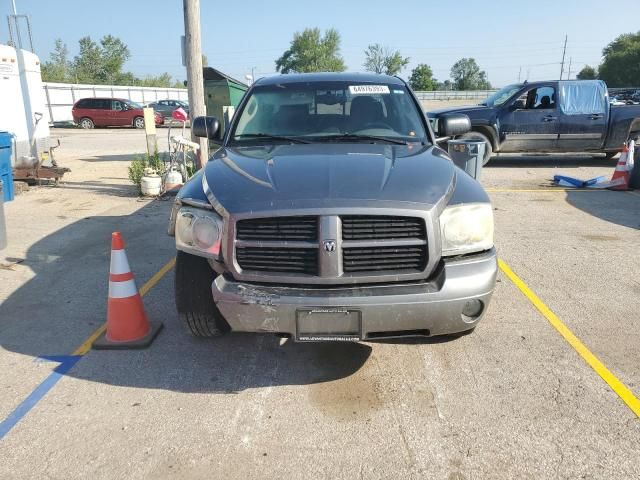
92 322 164 350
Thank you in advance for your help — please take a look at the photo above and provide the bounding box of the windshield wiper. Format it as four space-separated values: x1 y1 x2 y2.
234 133 311 144
312 133 409 145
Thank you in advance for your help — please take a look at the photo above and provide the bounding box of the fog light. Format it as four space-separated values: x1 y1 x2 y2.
461 299 483 322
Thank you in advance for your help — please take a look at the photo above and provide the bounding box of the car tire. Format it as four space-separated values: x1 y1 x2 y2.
174 250 230 338
79 117 94 129
459 131 493 166
133 116 145 129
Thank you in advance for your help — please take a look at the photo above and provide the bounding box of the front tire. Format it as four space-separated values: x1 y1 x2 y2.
133 116 145 129
174 251 229 337
459 131 493 166
79 117 94 129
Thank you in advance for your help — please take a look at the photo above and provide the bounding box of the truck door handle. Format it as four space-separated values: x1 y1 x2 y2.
590 114 603 120
543 115 557 122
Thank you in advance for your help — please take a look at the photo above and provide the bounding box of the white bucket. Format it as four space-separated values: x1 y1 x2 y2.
141 174 162 196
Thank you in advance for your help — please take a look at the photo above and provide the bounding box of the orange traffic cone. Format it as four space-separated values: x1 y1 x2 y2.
93 232 163 349
609 143 631 190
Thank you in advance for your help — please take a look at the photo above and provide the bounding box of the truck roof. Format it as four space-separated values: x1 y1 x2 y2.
513 79 605 88
255 72 406 86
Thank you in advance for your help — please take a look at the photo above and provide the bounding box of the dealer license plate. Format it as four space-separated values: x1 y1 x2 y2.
296 308 361 342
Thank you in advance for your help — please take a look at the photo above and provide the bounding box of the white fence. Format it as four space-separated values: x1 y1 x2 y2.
414 89 496 101
43 82 189 124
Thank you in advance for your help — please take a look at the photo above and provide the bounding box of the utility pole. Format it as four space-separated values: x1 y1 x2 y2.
518 66 522 83
183 0 207 169
559 35 568 80
567 57 572 80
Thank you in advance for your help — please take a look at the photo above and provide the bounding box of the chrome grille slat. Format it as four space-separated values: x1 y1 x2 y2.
342 215 426 240
236 246 318 275
236 216 318 241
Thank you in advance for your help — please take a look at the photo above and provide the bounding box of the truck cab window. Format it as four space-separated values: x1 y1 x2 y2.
519 86 556 110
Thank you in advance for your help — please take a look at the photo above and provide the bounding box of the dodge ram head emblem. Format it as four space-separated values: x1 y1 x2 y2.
323 240 337 252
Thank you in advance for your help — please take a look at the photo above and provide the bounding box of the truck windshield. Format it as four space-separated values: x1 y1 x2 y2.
481 84 522 107
231 81 428 144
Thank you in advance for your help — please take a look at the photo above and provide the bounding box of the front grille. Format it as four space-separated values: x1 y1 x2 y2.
236 216 318 241
341 215 426 240
233 214 429 282
343 245 427 273
236 247 318 275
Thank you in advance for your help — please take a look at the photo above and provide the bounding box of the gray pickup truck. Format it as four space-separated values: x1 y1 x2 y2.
168 73 497 342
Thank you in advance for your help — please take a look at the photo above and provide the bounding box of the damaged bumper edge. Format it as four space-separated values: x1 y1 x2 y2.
212 249 498 340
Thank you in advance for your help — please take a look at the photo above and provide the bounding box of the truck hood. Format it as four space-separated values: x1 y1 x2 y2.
428 104 496 117
202 143 455 215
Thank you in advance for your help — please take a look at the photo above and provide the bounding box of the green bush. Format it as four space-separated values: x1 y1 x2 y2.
128 151 165 193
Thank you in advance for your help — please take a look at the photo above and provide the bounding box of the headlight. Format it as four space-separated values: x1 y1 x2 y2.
440 203 494 256
175 207 223 258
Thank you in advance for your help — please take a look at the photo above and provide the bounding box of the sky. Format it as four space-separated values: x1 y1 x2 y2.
1 0 638 87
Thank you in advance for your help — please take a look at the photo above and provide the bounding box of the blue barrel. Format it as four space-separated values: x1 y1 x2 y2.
0 131 14 202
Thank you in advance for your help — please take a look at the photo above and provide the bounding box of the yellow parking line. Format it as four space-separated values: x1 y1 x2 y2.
72 257 176 356
499 259 640 418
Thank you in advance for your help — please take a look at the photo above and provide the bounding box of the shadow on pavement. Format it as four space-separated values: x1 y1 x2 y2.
486 154 613 169
60 180 138 197
0 199 371 393
565 190 640 230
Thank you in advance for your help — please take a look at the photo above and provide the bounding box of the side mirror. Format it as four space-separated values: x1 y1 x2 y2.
511 100 525 110
438 113 471 137
192 116 220 140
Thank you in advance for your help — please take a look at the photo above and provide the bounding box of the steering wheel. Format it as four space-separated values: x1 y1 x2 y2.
360 121 394 130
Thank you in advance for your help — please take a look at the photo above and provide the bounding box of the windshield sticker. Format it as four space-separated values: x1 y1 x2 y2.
392 89 405 94
349 85 390 95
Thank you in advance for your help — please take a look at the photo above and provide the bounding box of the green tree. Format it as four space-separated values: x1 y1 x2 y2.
363 44 410 76
597 31 640 87
275 28 346 73
450 58 491 90
409 63 436 90
41 39 70 82
98 35 130 84
137 73 175 87
71 35 130 84
71 37 102 83
577 65 598 80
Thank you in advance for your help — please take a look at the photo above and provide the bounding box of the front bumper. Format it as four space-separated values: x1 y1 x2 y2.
212 249 497 340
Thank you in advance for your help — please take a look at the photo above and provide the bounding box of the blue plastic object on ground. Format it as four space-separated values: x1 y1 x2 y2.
553 174 607 188
0 131 14 202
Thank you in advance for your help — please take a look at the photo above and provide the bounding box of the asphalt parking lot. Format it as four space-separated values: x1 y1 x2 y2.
1 129 639 479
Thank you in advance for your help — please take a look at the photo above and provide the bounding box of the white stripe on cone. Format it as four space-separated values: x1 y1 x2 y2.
109 279 138 299
110 249 131 275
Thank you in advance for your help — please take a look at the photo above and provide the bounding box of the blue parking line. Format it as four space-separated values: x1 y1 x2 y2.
0 355 82 440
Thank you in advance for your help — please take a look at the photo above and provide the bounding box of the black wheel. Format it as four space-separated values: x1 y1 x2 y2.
174 251 230 337
79 117 94 129
459 131 493 166
133 116 145 129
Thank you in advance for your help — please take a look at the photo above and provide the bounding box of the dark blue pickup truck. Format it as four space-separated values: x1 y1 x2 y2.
428 80 640 164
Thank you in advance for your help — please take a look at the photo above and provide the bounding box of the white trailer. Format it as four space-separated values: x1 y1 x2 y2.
0 41 67 180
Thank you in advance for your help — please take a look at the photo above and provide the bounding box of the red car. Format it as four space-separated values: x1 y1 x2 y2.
71 97 163 129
